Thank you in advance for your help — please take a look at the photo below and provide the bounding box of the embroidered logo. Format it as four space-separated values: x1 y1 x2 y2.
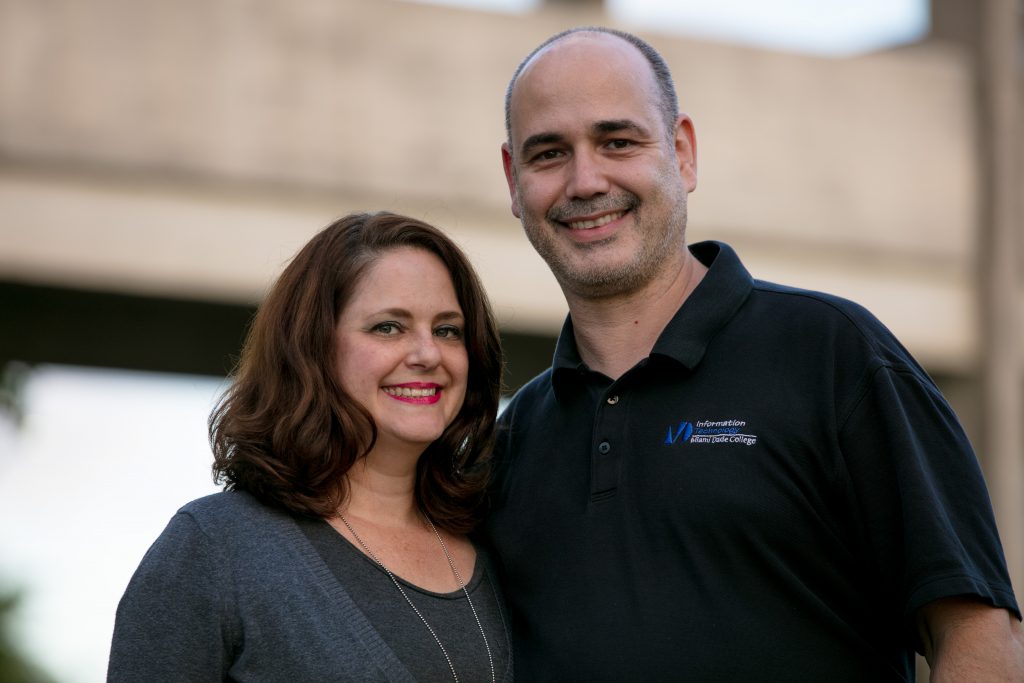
664 421 694 444
664 419 758 447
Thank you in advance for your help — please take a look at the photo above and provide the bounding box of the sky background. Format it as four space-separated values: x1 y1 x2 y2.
0 1 928 680
412 0 928 56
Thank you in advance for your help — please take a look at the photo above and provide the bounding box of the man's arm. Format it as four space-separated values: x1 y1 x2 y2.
917 597 1024 681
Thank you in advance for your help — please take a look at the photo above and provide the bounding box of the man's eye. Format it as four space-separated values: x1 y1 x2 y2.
607 139 633 149
532 149 562 162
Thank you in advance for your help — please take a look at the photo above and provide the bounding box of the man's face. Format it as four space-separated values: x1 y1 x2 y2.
502 34 697 300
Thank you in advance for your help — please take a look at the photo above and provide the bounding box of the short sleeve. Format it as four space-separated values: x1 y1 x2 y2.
107 511 237 682
838 364 1020 634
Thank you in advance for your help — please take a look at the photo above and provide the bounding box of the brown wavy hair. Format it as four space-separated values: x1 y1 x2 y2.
210 211 502 533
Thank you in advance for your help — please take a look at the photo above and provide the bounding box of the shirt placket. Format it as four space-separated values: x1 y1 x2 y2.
589 379 630 503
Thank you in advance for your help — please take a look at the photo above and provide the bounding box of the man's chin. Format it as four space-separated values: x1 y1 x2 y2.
556 263 647 299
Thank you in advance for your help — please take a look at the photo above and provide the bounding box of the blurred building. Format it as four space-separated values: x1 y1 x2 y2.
1 0 1021 584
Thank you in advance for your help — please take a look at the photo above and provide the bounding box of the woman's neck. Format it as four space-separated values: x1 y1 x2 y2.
341 451 420 528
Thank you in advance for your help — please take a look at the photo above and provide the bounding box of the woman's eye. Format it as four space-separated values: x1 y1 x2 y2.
372 322 400 335
435 325 463 340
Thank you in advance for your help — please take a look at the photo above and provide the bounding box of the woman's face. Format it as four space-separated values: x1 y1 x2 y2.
333 247 469 457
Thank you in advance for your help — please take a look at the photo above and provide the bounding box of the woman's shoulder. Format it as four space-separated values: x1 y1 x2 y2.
176 490 291 539
180 489 259 515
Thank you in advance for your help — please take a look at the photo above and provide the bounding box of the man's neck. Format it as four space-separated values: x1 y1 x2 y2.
565 249 707 380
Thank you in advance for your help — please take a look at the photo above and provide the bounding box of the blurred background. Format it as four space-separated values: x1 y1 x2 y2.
0 0 1021 680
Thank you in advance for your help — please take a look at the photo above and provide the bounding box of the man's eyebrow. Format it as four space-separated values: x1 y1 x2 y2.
592 119 650 137
519 132 566 158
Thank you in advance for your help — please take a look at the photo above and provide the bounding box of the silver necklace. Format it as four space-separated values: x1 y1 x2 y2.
337 511 496 683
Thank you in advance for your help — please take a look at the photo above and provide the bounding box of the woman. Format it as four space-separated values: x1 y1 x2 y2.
108 212 509 682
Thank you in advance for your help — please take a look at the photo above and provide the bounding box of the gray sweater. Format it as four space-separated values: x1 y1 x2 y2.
107 491 511 682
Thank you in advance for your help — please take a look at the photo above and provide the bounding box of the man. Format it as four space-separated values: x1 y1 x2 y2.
482 26 1023 681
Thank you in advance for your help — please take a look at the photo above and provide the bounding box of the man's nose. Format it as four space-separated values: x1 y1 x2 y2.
565 149 610 199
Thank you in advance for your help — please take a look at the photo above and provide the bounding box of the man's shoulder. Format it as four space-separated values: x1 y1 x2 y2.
747 278 919 372
496 367 558 440
514 365 555 396
501 366 554 412
752 278 871 316
751 279 893 336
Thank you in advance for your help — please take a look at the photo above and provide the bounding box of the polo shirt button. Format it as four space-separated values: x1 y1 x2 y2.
598 441 611 454
606 395 619 405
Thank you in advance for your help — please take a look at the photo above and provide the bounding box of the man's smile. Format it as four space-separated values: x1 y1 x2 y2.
567 210 626 230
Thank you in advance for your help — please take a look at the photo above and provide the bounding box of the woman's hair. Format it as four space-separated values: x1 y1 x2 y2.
210 211 502 533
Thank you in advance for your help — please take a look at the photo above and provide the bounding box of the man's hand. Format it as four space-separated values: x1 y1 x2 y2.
917 597 1024 681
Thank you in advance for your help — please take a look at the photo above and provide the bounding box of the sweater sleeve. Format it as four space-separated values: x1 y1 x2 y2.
107 511 236 682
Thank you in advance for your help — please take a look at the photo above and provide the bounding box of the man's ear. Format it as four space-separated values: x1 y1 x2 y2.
674 115 697 193
501 142 522 218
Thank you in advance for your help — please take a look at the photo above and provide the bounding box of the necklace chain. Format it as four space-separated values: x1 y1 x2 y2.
337 512 496 683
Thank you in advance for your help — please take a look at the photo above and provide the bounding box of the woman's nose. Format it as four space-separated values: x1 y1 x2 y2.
405 331 441 368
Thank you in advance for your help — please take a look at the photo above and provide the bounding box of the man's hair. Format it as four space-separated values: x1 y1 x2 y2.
209 211 503 534
504 26 680 147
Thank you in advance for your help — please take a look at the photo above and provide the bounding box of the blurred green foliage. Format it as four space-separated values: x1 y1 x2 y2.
0 361 30 427
0 589 56 683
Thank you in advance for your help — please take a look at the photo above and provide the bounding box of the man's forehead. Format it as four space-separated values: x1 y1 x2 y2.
508 34 657 140
518 32 642 86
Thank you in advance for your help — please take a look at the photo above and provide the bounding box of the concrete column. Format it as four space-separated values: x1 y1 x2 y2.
975 0 1023 592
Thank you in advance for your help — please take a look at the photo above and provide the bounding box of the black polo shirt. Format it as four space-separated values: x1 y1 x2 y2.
482 241 1018 682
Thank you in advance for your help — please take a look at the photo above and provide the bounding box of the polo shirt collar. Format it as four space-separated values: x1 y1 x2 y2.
550 241 753 392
